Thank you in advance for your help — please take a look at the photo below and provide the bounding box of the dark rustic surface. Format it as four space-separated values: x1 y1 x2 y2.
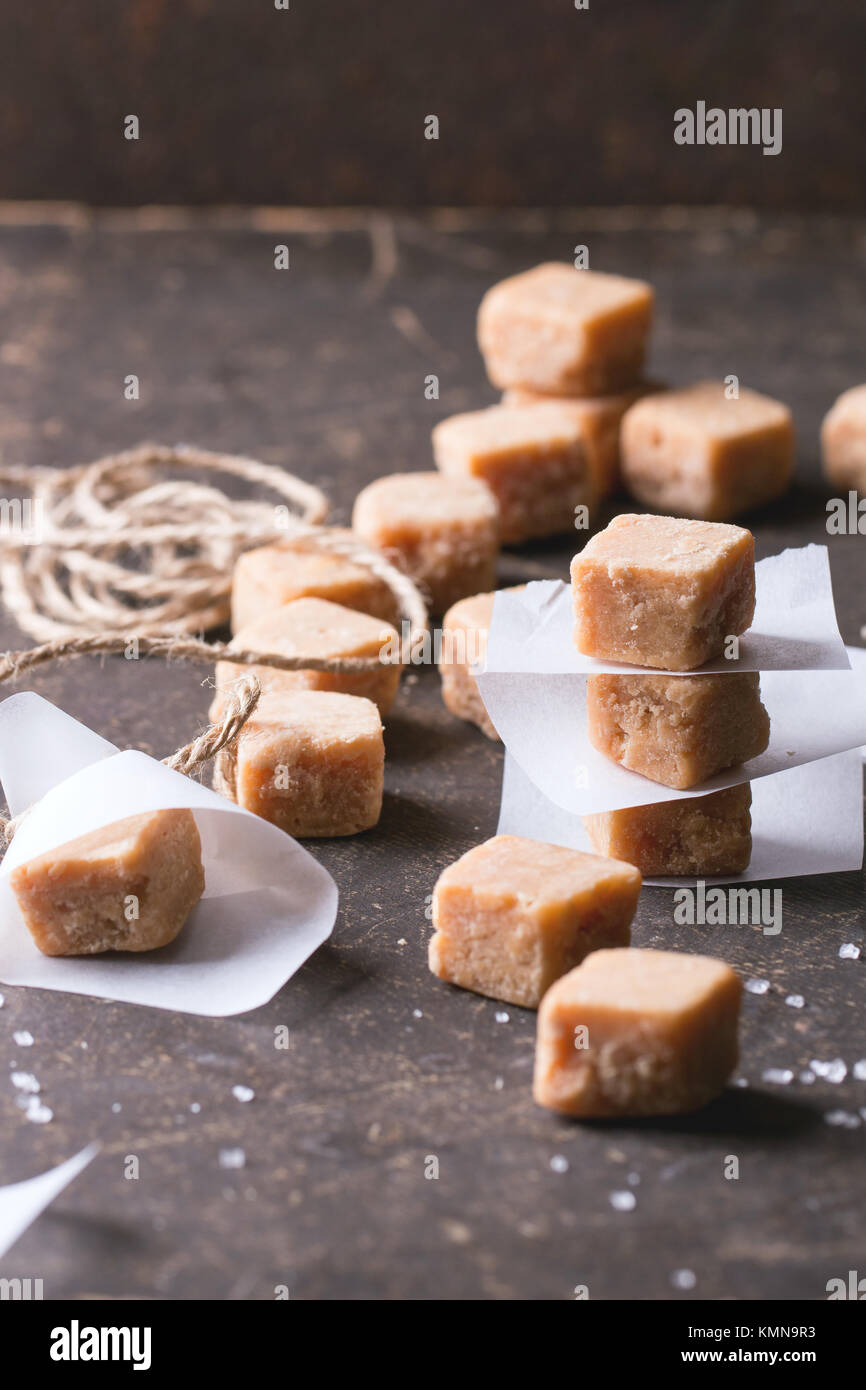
1 0 865 210
0 207 863 1301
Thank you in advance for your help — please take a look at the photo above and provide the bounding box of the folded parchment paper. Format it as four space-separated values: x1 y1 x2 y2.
0 693 337 1016
0 1143 99 1260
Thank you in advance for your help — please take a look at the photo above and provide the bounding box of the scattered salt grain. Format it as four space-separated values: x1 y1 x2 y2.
190 1102 201 1114
785 994 805 1009
824 1110 860 1129
13 1030 34 1047
627 1171 641 1187
412 1009 423 1019
762 1068 793 1086
550 1155 569 1174
219 1147 246 1170
838 943 861 960
493 1077 504 1091
232 1085 255 1104
810 1058 847 1084
111 1103 122 1114
853 1060 866 1081
733 1077 748 1088
24 1098 53 1124
495 1011 510 1024
671 1269 697 1291
745 979 769 996
799 1070 816 1085
609 1190 636 1212
10 1072 39 1094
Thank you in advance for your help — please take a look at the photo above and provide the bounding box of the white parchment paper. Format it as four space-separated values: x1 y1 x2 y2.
484 545 849 676
0 1143 99 1260
0 693 338 1016
497 750 864 886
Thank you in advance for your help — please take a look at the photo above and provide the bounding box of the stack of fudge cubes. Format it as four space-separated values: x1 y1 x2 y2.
574 512 770 877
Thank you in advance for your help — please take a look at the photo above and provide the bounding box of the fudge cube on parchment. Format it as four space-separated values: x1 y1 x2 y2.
821 384 866 493
501 380 662 498
620 381 794 521
478 262 654 398
10 810 205 956
586 672 770 789
351 472 499 614
533 948 742 1117
214 597 401 719
583 784 753 877
433 402 595 543
215 690 384 838
571 513 756 671
439 588 524 740
231 532 400 633
428 835 641 1009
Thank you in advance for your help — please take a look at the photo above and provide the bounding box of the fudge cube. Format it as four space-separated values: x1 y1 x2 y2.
502 380 663 497
478 263 654 397
571 513 756 670
439 588 524 740
533 948 742 1117
821 384 866 492
620 381 794 521
433 402 595 543
213 597 401 719
215 690 384 837
231 531 400 633
428 834 641 1009
10 810 205 956
583 785 753 876
351 472 499 614
587 672 770 789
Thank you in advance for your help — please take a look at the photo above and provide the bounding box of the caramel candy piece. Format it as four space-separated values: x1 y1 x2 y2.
501 381 662 497
587 672 769 789
433 402 595 543
231 532 400 633
571 513 756 670
478 263 654 397
11 810 205 956
583 785 752 876
215 691 383 837
428 834 641 1009
821 385 866 492
621 381 794 521
533 948 742 1117
351 472 499 613
439 588 522 740
214 598 401 718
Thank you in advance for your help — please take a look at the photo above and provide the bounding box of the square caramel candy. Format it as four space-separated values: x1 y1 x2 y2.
213 597 401 719
821 385 866 492
587 672 769 789
231 531 400 633
583 785 752 877
620 381 794 521
533 948 742 1117
477 262 654 398
439 588 523 740
351 471 499 614
571 513 756 670
501 380 663 498
428 834 641 1009
215 691 384 838
10 810 205 956
433 402 595 543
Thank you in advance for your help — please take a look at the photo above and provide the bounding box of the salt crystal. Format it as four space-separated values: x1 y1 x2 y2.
219 1147 246 1170
493 1077 504 1091
824 1110 860 1129
627 1171 641 1187
762 1068 793 1086
733 1077 748 1088
838 943 861 960
10 1072 39 1093
495 1011 510 1024
671 1268 697 1290
745 978 769 995
785 994 805 1009
412 1009 423 1019
853 1060 866 1081
550 1155 569 1174
799 1070 816 1085
24 1098 53 1124
111 1103 122 1114
190 1102 201 1114
610 1190 636 1212
810 1058 847 1084
232 1085 255 1104
13 1030 34 1047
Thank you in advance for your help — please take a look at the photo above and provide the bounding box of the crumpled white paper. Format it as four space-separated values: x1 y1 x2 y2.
497 749 864 886
0 693 338 1016
484 545 849 676
0 1143 99 1260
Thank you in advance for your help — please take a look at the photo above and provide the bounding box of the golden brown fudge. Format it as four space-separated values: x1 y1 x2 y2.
11 810 205 956
583 785 752 876
821 385 866 492
587 672 769 789
432 402 595 543
351 472 499 613
571 513 756 670
215 691 384 838
478 263 654 397
439 588 523 740
620 381 794 521
231 532 400 633
533 948 742 1117
428 834 641 1009
501 381 662 497
213 598 401 719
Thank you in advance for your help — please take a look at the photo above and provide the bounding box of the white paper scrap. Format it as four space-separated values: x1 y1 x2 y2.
0 1143 99 1260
